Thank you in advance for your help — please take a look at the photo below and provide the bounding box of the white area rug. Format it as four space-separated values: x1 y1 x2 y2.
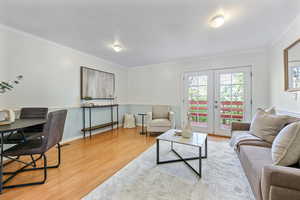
83 140 254 200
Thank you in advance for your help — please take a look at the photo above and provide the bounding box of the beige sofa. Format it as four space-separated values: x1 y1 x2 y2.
231 122 300 200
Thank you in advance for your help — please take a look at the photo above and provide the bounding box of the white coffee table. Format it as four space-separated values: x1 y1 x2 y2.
156 129 208 177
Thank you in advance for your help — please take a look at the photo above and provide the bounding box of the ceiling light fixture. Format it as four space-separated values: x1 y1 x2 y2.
112 44 122 52
210 14 225 28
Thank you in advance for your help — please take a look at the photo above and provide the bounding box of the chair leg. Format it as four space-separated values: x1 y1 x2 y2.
42 154 47 182
3 156 19 167
3 156 36 168
30 155 36 167
9 143 61 172
3 154 48 189
30 143 61 169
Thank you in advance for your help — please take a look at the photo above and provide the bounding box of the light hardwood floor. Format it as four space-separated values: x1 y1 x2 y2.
0 128 227 200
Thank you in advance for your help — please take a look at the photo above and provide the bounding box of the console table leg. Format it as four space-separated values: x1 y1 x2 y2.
82 107 86 139
117 105 119 128
111 106 113 130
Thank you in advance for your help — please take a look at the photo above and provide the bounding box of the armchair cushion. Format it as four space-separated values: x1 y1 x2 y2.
149 119 171 127
152 105 170 119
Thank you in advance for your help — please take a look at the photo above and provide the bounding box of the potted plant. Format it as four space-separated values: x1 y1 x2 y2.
0 75 23 94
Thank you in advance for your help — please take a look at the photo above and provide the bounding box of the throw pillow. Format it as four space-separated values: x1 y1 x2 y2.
272 122 300 166
264 106 276 115
250 109 290 143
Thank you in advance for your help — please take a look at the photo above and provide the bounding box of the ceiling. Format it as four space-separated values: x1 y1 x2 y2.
0 0 299 67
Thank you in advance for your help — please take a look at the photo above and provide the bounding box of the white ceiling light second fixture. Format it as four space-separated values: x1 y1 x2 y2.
210 14 225 28
112 44 122 52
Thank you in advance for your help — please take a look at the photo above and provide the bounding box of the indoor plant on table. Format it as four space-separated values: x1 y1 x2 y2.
0 75 23 125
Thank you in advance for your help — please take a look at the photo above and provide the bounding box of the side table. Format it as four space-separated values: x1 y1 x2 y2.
138 113 147 135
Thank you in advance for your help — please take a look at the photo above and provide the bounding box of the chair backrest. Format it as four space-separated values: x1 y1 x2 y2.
40 110 67 152
20 107 48 119
152 105 170 119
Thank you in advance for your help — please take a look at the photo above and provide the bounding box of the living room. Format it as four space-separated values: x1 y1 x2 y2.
0 0 300 200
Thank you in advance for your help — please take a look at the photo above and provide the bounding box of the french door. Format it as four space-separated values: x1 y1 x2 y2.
183 67 252 136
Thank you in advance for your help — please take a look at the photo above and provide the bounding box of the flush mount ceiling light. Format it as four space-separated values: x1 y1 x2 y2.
112 44 122 52
210 14 225 28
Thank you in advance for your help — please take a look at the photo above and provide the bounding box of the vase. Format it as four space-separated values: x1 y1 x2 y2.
182 113 193 138
0 109 15 126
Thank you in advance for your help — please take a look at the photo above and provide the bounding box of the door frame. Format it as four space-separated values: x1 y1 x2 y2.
182 70 214 133
213 67 252 136
181 65 253 135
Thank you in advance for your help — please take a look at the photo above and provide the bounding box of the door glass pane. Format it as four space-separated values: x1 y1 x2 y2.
220 74 231 85
188 75 208 128
220 86 232 101
219 72 245 130
232 72 244 84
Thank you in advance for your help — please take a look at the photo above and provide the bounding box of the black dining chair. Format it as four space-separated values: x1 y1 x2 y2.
5 107 48 143
2 109 67 189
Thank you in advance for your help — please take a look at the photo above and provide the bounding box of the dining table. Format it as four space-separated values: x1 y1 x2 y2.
0 119 46 193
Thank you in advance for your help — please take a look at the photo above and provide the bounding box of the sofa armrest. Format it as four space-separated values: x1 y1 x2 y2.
146 112 152 127
262 165 300 200
169 111 175 129
231 122 251 131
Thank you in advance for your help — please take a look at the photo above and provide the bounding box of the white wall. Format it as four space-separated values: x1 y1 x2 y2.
0 22 271 136
128 49 269 115
0 29 8 107
269 14 300 113
0 25 129 142
0 25 128 108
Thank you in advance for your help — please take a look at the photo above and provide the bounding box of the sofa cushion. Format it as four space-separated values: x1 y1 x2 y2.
152 105 170 119
238 145 272 200
149 119 171 127
272 122 300 166
250 109 291 143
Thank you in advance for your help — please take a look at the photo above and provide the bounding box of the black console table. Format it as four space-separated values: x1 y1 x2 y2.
81 104 119 139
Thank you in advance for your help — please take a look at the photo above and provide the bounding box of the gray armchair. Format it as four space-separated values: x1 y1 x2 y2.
146 105 175 135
